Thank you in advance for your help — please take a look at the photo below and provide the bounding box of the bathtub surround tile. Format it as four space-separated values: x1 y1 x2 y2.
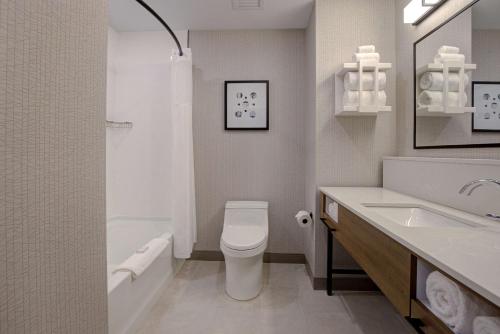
0 0 107 333
136 261 416 334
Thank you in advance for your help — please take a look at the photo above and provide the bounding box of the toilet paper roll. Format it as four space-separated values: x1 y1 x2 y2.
295 210 312 228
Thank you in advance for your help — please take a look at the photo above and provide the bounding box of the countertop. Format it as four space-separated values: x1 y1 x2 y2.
320 187 500 307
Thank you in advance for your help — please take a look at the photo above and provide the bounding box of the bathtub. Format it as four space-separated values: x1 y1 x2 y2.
107 217 181 334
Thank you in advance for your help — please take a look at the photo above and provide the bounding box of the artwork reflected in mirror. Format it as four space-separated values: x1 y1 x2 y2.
414 0 500 148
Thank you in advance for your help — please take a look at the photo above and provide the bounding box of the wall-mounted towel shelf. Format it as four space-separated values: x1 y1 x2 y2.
337 62 392 77
106 120 133 128
337 105 392 116
416 106 475 117
416 61 476 117
416 63 476 77
335 60 392 117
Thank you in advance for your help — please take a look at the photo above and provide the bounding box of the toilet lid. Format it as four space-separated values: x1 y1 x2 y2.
221 225 267 251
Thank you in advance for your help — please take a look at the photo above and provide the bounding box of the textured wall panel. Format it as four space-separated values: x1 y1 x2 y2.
0 1 108 333
190 30 306 254
304 11 317 272
312 0 397 277
395 0 500 158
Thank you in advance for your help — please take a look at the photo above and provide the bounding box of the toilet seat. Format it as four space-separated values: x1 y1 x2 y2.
221 225 266 251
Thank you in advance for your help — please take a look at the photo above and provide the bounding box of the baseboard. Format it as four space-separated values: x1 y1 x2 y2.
313 274 379 292
190 250 306 264
191 250 224 261
264 253 305 264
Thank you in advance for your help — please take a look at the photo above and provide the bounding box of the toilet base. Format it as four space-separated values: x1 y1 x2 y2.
223 252 264 301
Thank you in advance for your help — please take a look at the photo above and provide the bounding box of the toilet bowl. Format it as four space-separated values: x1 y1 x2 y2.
220 201 268 300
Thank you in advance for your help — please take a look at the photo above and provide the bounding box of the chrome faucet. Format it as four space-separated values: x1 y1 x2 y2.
459 179 500 221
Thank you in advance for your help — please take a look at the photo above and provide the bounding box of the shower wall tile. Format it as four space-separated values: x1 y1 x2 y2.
191 30 306 254
0 1 107 333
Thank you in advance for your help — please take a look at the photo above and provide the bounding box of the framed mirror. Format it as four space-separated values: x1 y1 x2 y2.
414 0 500 149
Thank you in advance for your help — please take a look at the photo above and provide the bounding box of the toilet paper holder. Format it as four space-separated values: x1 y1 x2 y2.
295 210 314 227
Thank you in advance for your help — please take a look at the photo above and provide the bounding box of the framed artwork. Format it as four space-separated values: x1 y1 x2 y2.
472 81 500 132
224 80 269 130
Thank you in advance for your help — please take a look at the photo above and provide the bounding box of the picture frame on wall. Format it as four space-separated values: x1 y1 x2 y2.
224 80 269 130
472 81 500 132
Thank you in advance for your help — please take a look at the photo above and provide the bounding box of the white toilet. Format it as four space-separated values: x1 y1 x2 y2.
220 201 268 300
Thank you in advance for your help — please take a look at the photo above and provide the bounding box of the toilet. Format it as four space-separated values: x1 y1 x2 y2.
220 201 268 300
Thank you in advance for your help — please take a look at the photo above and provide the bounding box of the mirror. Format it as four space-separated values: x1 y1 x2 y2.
414 0 500 149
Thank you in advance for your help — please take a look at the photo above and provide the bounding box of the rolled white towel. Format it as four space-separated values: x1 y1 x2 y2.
344 72 387 91
327 202 339 222
418 91 467 107
352 52 380 63
343 91 387 107
426 271 492 334
420 72 469 92
474 317 500 334
438 45 460 54
357 45 376 53
113 237 168 279
434 53 466 64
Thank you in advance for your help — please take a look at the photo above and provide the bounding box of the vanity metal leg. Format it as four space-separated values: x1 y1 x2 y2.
327 229 333 296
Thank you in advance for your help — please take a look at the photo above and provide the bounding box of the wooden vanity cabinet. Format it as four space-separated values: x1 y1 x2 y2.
410 299 453 334
335 205 413 316
321 193 500 333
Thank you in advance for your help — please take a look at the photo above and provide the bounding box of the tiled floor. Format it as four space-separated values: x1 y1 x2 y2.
136 261 416 334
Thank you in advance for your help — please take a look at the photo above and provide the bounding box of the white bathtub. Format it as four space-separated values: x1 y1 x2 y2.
107 217 181 334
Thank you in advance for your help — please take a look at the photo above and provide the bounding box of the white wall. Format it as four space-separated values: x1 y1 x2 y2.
310 0 398 278
472 29 500 81
106 28 188 219
304 9 317 273
190 30 306 254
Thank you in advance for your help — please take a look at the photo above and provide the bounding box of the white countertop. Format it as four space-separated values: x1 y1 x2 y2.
320 187 500 307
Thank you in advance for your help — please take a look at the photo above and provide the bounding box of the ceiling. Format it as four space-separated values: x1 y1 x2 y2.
108 0 314 32
472 0 500 30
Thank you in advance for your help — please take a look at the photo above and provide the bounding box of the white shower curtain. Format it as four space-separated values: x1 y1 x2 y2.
171 48 196 259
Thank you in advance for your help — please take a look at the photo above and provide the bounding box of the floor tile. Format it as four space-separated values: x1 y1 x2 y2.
135 261 416 334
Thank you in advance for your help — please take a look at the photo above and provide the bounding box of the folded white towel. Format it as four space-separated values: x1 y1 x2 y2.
426 271 493 334
357 45 376 53
438 45 460 54
418 91 467 107
343 91 387 107
420 72 469 92
344 72 387 91
352 52 380 63
474 317 500 334
113 237 168 279
327 202 339 223
434 53 466 64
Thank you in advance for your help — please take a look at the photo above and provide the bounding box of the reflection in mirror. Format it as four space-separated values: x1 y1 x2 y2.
414 0 500 148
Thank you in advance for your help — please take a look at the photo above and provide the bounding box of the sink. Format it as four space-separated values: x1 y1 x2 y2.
362 204 482 228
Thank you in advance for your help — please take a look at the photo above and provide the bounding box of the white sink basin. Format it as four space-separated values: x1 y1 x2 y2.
362 204 482 228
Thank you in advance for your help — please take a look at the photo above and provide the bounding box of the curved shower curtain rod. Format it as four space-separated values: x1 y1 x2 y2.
134 0 184 56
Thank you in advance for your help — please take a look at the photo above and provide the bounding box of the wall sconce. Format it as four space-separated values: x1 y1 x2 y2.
404 0 448 25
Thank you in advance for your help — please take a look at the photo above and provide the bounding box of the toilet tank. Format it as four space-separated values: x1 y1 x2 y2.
224 201 269 231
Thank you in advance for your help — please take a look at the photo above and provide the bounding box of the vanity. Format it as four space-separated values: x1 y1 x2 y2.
319 185 500 333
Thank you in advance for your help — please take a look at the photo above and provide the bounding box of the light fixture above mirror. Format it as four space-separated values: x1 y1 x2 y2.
404 0 448 25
